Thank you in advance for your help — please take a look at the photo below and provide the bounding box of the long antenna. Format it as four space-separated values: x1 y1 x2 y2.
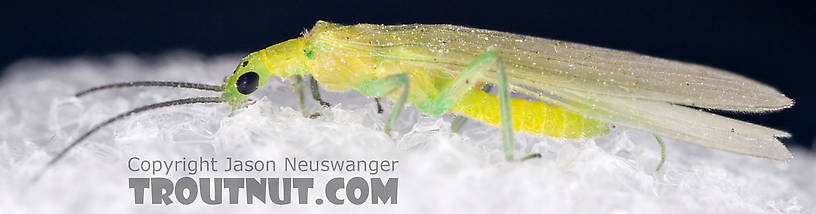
33 96 223 182
75 81 223 97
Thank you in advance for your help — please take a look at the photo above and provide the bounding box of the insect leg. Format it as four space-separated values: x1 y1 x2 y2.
654 135 666 171
450 115 467 132
358 73 411 135
374 98 384 114
520 153 542 161
495 51 515 161
419 49 516 161
425 50 500 114
309 75 331 108
292 75 321 118
450 84 489 134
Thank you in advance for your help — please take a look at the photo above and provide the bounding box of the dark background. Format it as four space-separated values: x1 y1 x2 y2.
2 1 814 149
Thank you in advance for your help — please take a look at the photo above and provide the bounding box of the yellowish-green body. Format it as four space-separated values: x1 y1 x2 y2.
44 21 795 177
220 20 795 161
248 21 608 139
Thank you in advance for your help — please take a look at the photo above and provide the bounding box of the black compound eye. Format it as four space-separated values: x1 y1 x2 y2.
236 72 259 95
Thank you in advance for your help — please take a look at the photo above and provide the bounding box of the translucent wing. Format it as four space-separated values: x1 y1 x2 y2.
318 22 794 159
512 84 793 160
342 23 793 112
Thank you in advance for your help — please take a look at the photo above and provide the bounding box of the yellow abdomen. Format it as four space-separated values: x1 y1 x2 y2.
452 90 609 139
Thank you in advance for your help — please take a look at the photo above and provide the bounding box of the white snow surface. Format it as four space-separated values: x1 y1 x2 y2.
0 52 813 213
